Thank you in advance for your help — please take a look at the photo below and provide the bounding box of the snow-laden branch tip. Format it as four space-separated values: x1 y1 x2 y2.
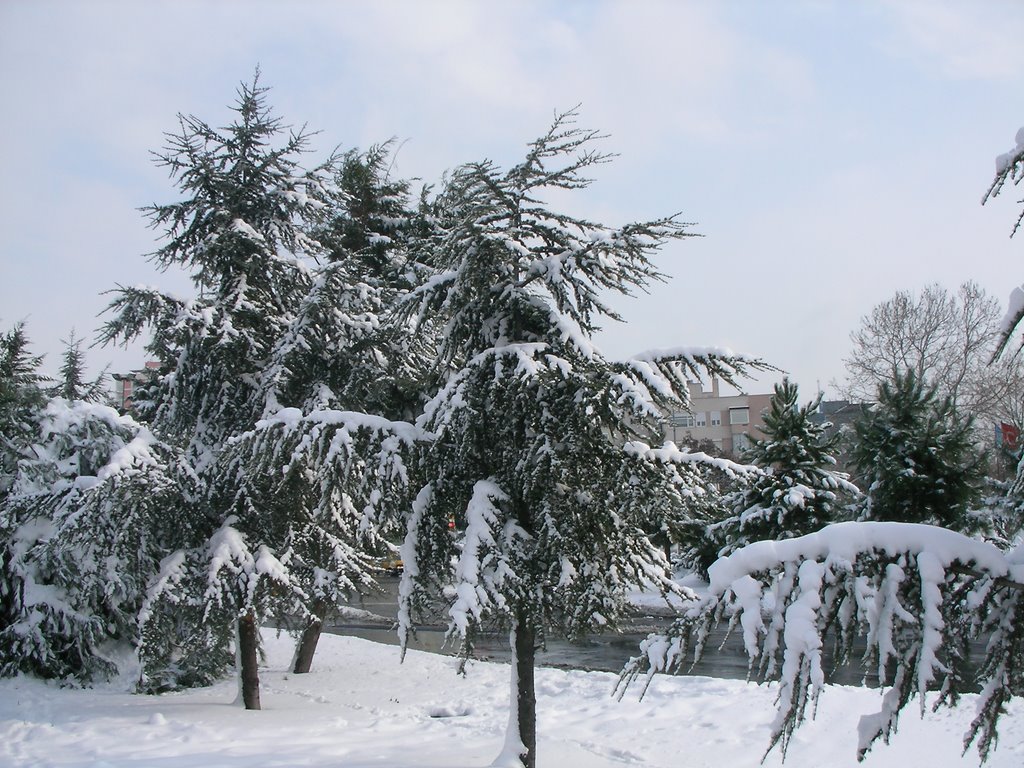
619 521 1024 764
706 521 1019 591
631 345 745 364
623 440 758 479
448 479 528 639
251 406 426 445
993 126 1024 176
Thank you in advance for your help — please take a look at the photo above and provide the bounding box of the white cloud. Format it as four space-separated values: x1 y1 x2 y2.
878 0 1024 80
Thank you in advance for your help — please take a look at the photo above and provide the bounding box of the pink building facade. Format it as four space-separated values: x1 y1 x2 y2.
664 379 773 457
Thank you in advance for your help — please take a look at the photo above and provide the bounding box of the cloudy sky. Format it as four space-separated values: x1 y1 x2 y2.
2 0 1022 401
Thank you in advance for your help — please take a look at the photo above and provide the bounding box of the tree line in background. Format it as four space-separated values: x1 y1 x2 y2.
1 76 1022 767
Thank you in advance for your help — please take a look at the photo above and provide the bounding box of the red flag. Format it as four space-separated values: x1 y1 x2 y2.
1000 423 1021 450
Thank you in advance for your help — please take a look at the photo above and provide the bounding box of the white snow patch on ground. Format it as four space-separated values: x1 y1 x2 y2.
0 631 1021 767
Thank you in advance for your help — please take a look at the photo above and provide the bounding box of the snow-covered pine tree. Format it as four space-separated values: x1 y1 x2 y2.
711 378 859 556
137 517 291 705
103 72 334 461
320 143 416 283
101 74 338 705
852 370 986 532
0 397 184 682
0 323 49 675
397 111 767 768
618 521 1024 764
321 144 438 421
1007 456 1024 547
977 475 1024 551
51 331 109 403
0 322 48 499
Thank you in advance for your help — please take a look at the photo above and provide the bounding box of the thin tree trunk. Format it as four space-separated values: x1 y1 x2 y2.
652 528 672 563
292 599 329 674
238 610 261 710
513 610 537 768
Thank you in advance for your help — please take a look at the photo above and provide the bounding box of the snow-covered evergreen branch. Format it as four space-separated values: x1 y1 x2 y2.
619 522 1024 763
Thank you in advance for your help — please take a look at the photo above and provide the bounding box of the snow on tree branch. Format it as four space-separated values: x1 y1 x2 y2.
257 260 385 417
629 346 775 409
618 521 1024 764
225 406 425 551
399 111 699 377
622 439 757 481
417 344 552 433
448 479 528 639
994 283 1024 361
985 127 1024 237
983 126 1024 358
201 519 295 616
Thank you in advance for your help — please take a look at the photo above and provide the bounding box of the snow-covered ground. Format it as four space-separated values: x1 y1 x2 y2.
1 631 1021 768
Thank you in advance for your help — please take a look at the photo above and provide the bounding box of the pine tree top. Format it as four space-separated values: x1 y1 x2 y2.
0 322 48 393
404 108 695 367
142 72 335 321
100 74 345 459
746 378 838 475
53 331 108 403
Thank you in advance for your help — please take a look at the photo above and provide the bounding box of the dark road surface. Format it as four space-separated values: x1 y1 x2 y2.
324 576 873 685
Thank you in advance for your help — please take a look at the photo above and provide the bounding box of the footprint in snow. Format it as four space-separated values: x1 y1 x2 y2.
426 703 474 718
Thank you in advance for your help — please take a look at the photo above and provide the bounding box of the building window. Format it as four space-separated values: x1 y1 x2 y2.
695 412 706 427
710 410 722 426
729 407 749 425
671 413 696 428
733 432 751 453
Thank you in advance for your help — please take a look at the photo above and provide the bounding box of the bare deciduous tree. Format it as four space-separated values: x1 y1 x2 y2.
838 281 1023 430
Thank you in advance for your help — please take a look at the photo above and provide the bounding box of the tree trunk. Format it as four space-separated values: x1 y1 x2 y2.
292 600 329 674
512 610 537 768
651 528 672 563
238 610 261 710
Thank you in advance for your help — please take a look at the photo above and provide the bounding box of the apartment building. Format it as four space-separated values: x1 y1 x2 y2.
111 361 160 413
663 379 773 457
